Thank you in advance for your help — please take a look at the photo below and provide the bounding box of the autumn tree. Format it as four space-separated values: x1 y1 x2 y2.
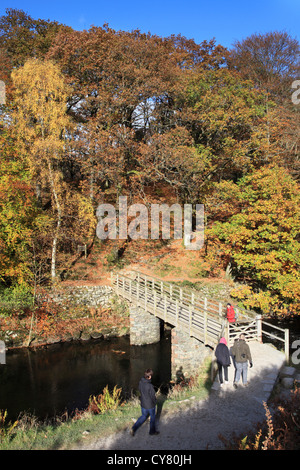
0 8 72 105
207 165 300 315
11 59 95 281
139 126 215 203
47 27 230 204
228 31 300 179
229 31 300 100
0 8 72 67
170 67 276 189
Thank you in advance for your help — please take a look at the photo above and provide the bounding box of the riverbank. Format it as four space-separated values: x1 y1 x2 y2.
1 351 299 451
0 357 212 450
0 298 130 350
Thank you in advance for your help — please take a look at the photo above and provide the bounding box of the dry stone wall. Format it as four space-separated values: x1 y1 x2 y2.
38 285 114 308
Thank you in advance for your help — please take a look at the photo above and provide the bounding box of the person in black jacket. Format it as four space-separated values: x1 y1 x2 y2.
130 368 159 436
215 337 231 387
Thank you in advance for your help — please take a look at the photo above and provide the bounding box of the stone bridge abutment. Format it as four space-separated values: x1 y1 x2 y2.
129 306 211 381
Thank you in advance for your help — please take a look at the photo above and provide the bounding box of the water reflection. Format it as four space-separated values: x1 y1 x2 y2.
0 330 171 420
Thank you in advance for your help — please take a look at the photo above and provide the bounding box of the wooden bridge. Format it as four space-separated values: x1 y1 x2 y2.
112 271 289 358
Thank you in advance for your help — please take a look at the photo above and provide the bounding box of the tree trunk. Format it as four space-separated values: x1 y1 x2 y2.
48 161 62 281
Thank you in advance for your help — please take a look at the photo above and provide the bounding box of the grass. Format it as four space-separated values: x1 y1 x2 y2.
0 357 213 450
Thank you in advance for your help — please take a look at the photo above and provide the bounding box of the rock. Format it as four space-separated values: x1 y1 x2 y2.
72 331 81 341
62 334 73 342
91 331 103 340
263 383 274 392
282 377 294 389
279 366 296 378
80 332 91 341
46 336 61 345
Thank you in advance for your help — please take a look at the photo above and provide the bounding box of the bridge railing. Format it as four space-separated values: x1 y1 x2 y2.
112 271 290 359
112 272 228 347
126 270 257 322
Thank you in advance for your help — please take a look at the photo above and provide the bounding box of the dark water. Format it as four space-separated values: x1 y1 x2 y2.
0 330 171 421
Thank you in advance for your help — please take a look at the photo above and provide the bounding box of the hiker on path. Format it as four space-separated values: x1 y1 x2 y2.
230 338 238 381
131 369 160 436
215 337 231 387
231 334 253 388
226 303 236 323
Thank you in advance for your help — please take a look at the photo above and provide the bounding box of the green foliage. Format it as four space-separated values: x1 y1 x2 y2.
0 284 34 314
88 386 122 414
0 410 18 441
208 165 300 314
0 131 37 286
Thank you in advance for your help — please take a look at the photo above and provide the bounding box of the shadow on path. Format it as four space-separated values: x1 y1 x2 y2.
75 342 286 450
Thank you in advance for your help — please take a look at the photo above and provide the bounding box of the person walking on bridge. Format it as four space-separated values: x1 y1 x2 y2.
231 334 253 388
226 303 236 323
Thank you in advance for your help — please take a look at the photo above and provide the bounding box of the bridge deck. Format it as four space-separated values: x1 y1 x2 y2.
112 271 258 348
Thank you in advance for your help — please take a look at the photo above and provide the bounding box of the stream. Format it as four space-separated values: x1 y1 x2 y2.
0 329 171 421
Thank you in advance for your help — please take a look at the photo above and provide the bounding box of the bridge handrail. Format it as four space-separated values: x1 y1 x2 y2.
261 320 289 361
113 271 224 322
112 271 227 346
127 270 257 321
112 271 290 360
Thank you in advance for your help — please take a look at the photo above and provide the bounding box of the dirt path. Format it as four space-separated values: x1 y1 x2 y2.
74 343 286 450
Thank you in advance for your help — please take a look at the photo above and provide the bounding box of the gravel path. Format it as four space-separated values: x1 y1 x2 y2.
74 342 286 450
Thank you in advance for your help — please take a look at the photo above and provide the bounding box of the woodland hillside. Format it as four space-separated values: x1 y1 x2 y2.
0 8 299 317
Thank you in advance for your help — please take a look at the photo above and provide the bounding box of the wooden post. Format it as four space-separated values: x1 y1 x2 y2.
219 302 223 318
204 298 207 343
154 289 157 316
224 321 229 345
77 244 87 258
164 294 167 322
285 329 289 362
256 314 262 343
189 304 193 336
129 279 132 301
176 299 179 326
137 279 140 307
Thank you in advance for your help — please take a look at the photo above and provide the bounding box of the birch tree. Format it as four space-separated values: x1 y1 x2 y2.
12 59 70 280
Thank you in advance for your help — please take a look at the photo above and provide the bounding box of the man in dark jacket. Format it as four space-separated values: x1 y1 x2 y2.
215 337 231 386
131 368 159 436
231 334 253 388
